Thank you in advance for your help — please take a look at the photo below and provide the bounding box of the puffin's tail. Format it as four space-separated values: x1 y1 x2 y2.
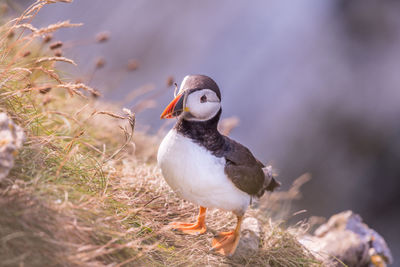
258 166 280 197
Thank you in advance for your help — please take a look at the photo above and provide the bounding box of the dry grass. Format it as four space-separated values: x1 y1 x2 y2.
0 1 323 266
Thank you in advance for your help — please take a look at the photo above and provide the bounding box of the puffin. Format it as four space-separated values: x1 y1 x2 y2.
157 75 280 256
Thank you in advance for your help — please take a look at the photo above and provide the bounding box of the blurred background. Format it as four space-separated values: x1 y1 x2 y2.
11 0 400 261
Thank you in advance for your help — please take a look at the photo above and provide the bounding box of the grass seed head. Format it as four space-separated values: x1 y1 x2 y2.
21 51 31 57
7 30 14 39
166 76 174 87
54 50 62 57
91 89 101 98
0 3 8 15
49 41 63 50
43 34 53 43
96 31 110 43
39 87 52 94
42 95 52 105
127 59 139 71
95 57 105 69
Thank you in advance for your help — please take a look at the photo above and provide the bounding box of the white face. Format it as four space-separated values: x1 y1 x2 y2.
183 89 221 121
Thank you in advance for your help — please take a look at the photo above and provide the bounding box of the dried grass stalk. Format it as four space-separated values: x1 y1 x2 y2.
36 56 77 66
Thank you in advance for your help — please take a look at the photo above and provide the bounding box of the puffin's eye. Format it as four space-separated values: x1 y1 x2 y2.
200 95 207 103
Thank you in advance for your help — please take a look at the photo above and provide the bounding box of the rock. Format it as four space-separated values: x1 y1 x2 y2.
300 210 393 267
0 113 25 181
234 217 261 258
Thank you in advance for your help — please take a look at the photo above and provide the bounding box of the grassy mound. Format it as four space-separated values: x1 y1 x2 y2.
0 1 323 266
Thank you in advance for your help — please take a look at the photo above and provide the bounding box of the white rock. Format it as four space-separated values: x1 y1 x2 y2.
234 216 261 257
300 210 393 267
0 113 25 181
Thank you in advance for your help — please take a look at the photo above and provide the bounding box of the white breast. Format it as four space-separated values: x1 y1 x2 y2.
157 129 250 215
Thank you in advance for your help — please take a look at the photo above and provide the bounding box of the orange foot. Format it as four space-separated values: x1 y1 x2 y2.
169 206 207 235
211 231 240 256
170 221 206 235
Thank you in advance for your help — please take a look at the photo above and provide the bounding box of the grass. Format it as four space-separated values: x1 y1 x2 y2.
0 1 325 266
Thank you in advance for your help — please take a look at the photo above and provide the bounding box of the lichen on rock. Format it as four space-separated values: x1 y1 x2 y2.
0 113 25 181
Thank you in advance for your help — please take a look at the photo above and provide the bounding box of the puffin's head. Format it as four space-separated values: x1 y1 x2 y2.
160 75 221 121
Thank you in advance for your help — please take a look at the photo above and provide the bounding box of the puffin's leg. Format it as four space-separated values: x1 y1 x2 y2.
170 206 207 235
211 215 243 256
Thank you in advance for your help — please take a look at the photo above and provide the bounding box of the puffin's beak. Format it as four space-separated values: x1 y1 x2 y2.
160 92 187 119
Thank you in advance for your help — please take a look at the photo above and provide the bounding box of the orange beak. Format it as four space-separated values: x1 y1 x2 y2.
160 92 186 119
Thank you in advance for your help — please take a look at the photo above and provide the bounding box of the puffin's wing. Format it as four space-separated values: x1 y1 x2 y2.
222 136 268 196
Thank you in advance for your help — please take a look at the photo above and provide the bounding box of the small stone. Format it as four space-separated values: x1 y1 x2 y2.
234 217 261 258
